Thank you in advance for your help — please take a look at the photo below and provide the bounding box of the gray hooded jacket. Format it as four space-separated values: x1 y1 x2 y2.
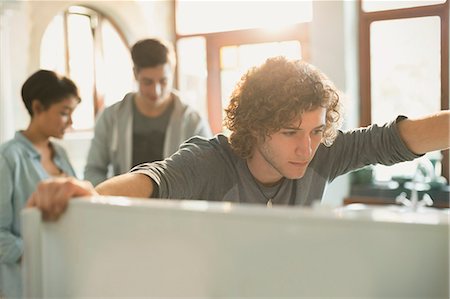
84 92 212 186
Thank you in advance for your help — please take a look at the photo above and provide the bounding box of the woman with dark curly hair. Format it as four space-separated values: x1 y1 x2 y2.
28 56 449 218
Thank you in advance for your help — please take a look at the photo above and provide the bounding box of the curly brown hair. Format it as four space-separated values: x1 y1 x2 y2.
224 56 342 159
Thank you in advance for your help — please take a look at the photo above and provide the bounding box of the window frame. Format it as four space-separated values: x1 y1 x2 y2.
358 0 449 180
48 6 130 129
175 22 310 133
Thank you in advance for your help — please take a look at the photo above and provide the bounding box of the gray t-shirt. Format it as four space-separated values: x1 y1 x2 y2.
131 116 420 206
132 100 174 167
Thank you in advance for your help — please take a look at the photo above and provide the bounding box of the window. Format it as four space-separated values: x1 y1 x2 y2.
175 1 312 133
40 6 134 132
219 41 302 123
359 0 449 181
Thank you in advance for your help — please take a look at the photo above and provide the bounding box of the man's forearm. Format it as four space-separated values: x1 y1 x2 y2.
398 110 450 154
95 173 154 198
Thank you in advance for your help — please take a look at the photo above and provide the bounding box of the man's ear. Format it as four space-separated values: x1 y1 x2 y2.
250 129 265 144
133 66 139 80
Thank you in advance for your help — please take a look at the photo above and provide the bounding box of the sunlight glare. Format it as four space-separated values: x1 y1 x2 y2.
176 1 312 35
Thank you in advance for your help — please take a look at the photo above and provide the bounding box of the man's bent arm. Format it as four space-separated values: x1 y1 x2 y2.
27 173 154 221
95 173 154 198
398 110 450 155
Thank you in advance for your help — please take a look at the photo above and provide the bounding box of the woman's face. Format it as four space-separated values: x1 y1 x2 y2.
34 96 79 139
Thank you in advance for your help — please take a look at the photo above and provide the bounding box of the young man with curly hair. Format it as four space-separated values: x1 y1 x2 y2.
28 56 450 219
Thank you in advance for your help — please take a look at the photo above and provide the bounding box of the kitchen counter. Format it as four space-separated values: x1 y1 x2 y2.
348 183 450 208
22 196 449 298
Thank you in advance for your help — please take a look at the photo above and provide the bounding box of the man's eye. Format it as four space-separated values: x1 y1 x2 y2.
282 131 296 136
312 129 324 135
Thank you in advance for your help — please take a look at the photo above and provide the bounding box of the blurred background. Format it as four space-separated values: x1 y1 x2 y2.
0 0 448 206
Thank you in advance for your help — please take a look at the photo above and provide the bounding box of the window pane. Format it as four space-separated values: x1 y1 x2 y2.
370 17 441 124
41 7 134 133
176 1 312 35
176 37 208 119
370 16 441 181
100 20 134 108
362 0 445 12
220 41 302 129
40 14 65 74
67 13 95 130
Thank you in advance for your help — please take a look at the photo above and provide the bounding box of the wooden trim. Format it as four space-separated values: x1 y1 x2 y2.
171 0 179 89
358 0 372 127
92 14 103 115
301 41 311 62
360 1 448 21
205 39 222 134
440 1 449 180
441 1 449 112
63 11 70 75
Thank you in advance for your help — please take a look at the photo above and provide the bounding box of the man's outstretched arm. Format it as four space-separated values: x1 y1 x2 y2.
397 110 450 155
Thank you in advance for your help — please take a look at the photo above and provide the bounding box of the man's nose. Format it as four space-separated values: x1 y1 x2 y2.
150 83 162 97
295 134 312 158
67 114 73 127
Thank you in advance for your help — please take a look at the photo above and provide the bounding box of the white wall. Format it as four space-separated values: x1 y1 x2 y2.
310 0 359 206
1 1 359 201
0 1 30 142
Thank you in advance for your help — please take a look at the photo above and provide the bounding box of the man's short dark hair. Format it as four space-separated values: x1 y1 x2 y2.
131 38 176 71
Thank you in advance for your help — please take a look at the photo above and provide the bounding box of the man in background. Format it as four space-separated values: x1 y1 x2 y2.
84 38 212 186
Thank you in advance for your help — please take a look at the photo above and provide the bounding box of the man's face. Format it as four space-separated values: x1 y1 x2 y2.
248 107 326 184
134 63 173 107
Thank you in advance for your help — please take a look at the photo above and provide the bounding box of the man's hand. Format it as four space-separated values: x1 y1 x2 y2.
27 177 97 221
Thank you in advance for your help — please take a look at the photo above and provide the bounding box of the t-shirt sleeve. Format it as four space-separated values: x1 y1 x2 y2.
129 137 227 200
316 116 423 181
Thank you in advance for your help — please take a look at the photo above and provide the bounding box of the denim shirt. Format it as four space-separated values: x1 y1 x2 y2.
0 131 76 298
